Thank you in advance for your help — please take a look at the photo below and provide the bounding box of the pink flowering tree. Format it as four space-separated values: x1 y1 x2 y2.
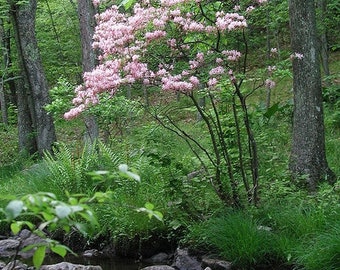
66 0 272 207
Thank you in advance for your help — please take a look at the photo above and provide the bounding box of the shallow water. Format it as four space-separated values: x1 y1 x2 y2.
42 255 151 270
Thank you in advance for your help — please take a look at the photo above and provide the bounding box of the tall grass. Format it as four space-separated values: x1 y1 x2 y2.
295 222 340 270
186 210 284 269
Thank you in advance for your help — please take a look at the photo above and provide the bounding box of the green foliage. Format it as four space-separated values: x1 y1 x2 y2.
43 142 120 197
35 0 81 83
295 222 340 270
45 77 75 122
89 94 142 140
0 192 99 269
0 125 19 167
186 211 282 269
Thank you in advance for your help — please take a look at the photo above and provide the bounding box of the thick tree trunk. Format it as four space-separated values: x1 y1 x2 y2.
317 0 330 77
9 0 56 155
78 0 99 143
16 77 37 155
288 0 335 190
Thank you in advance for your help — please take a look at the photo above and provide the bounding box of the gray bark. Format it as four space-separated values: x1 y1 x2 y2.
317 0 330 77
0 19 8 126
9 0 56 155
288 0 335 190
78 0 99 143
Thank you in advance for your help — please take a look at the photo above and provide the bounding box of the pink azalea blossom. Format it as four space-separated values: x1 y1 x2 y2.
246 6 255 13
92 0 101 7
265 79 276 89
208 78 218 88
267 65 276 74
222 50 241 61
290 52 304 60
216 13 247 31
65 0 254 119
209 66 225 76
234 5 241 11
145 30 167 41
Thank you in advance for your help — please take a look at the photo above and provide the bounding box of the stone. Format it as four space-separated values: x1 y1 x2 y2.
145 252 170 264
83 249 99 258
0 239 20 257
16 230 48 259
172 248 201 270
201 258 232 270
2 260 27 270
141 266 176 270
0 261 6 269
40 262 102 270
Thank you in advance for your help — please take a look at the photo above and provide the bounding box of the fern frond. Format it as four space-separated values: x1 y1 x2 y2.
98 141 121 169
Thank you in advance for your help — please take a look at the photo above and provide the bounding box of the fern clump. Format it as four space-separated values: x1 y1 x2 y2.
43 142 120 196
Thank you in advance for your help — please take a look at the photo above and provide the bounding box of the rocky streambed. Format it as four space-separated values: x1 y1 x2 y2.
0 229 232 270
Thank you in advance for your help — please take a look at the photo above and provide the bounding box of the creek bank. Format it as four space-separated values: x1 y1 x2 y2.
0 229 293 270
0 229 232 270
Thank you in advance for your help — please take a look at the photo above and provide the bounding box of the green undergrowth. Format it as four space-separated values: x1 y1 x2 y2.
0 54 339 268
185 188 340 269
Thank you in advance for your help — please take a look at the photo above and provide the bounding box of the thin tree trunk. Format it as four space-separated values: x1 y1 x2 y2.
0 19 8 126
78 0 99 143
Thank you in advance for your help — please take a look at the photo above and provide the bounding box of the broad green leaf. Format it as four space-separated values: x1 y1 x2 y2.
119 164 141 182
5 200 24 220
33 246 46 269
68 197 78 205
42 211 55 221
70 205 83 213
10 222 21 235
118 0 136 10
264 102 280 119
153 211 163 221
145 202 154 210
51 245 67 258
55 205 71 219
126 171 141 182
118 164 128 173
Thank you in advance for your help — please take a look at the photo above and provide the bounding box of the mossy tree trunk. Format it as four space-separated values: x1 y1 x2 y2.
8 0 56 156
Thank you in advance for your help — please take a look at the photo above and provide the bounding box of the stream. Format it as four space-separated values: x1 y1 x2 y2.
44 255 151 270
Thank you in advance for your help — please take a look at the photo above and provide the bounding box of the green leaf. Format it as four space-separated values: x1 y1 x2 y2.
51 244 67 258
55 205 71 219
118 0 136 10
10 222 21 235
42 211 55 221
145 202 154 210
5 200 24 220
33 245 46 269
118 164 141 182
264 102 280 119
153 211 163 221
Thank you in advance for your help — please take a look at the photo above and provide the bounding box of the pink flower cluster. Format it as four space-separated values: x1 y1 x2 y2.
265 79 276 89
222 50 242 61
65 0 258 119
216 12 247 31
